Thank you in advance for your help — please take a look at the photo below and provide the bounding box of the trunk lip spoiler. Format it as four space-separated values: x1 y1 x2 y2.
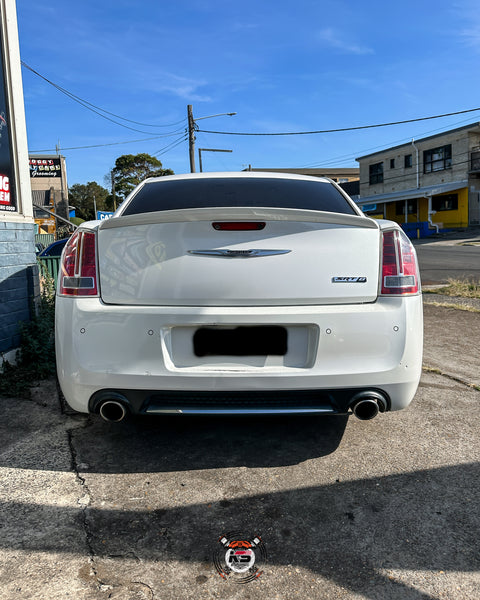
98 207 379 231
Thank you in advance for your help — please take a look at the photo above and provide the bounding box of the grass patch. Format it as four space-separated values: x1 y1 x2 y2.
423 278 480 298
0 271 56 398
423 300 480 313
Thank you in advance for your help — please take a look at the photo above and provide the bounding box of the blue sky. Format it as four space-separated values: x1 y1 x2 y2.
16 0 480 188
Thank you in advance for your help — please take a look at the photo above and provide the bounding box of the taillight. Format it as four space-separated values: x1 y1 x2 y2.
380 229 419 295
59 230 98 296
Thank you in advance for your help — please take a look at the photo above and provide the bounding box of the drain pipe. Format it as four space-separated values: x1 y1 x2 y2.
427 195 440 233
411 139 420 189
412 138 439 233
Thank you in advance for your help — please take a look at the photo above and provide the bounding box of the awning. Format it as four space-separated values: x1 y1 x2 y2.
356 180 468 206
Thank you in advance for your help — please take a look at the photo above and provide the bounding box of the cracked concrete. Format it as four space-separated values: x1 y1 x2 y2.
1 301 479 599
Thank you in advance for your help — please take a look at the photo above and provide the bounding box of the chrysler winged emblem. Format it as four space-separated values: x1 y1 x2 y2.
188 249 291 258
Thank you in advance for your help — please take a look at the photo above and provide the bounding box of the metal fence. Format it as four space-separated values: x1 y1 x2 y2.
37 256 61 289
35 233 55 247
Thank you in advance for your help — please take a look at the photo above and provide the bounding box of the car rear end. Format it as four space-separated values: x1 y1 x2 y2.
55 173 422 420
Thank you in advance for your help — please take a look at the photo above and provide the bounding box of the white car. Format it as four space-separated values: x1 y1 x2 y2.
55 172 423 422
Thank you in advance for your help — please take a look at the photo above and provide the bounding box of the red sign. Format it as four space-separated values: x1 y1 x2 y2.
0 174 13 210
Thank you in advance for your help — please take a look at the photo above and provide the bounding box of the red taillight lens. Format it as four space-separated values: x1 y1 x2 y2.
381 229 419 295
212 222 266 231
59 230 98 296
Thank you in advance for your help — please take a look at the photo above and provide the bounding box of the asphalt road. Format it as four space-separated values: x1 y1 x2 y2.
1 303 479 600
414 236 480 285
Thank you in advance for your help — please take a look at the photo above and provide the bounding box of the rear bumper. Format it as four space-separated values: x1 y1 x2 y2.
56 295 423 415
88 387 392 416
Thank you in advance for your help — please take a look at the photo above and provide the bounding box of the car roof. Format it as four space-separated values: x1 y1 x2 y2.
142 171 333 185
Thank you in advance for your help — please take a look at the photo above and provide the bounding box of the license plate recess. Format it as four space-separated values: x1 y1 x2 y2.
193 326 288 357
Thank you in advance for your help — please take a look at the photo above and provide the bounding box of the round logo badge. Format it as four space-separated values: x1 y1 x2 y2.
214 532 267 584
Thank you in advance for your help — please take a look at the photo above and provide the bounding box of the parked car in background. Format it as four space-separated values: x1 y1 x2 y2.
39 238 69 257
55 172 423 423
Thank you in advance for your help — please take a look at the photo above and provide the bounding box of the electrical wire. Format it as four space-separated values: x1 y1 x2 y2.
299 116 480 169
29 129 188 153
153 134 188 157
198 108 480 137
21 61 187 134
358 153 474 187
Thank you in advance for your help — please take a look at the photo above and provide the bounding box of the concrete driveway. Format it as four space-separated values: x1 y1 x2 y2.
1 302 479 600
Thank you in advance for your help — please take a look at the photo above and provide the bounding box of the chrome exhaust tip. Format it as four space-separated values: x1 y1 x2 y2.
350 392 387 421
99 400 128 422
352 398 379 420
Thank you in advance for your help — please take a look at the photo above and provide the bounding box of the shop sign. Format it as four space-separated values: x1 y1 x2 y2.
0 28 16 212
29 157 62 178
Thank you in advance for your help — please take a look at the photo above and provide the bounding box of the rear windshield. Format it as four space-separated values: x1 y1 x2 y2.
121 177 357 216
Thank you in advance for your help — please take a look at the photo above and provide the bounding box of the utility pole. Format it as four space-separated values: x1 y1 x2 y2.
187 106 236 173
187 104 196 173
111 170 117 211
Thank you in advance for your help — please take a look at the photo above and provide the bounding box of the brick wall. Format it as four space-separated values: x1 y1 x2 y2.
0 221 39 354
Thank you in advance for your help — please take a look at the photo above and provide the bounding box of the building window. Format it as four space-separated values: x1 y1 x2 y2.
404 154 412 168
424 144 452 173
395 199 418 215
369 162 383 185
390 158 395 169
432 193 458 211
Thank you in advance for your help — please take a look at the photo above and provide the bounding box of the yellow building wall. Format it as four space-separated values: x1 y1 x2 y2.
385 203 396 221
431 188 468 228
384 188 468 228
35 217 56 234
385 201 425 223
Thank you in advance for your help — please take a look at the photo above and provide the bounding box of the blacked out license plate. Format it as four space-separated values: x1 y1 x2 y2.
193 326 288 357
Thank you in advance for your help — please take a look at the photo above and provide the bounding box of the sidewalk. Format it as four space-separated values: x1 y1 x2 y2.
412 225 480 247
423 301 480 388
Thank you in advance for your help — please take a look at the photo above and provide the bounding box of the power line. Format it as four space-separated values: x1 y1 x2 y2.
358 153 473 187
21 61 187 134
153 134 188 157
30 129 187 153
198 108 480 137
299 116 480 169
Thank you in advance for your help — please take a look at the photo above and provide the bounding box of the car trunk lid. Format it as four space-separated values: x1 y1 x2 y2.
97 207 380 306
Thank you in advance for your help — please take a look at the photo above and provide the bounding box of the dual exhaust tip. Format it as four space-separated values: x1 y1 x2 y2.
96 391 388 422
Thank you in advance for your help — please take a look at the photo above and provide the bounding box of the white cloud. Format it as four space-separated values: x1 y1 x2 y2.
317 28 374 55
128 67 213 103
453 1 480 50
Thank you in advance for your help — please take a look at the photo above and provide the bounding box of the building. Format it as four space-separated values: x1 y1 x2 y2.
356 123 480 234
243 167 360 196
29 154 70 233
0 0 37 361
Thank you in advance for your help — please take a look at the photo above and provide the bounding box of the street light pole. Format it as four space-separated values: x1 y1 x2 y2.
198 148 233 172
187 106 236 173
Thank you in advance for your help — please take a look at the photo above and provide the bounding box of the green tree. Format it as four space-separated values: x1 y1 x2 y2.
68 181 110 220
111 153 173 201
